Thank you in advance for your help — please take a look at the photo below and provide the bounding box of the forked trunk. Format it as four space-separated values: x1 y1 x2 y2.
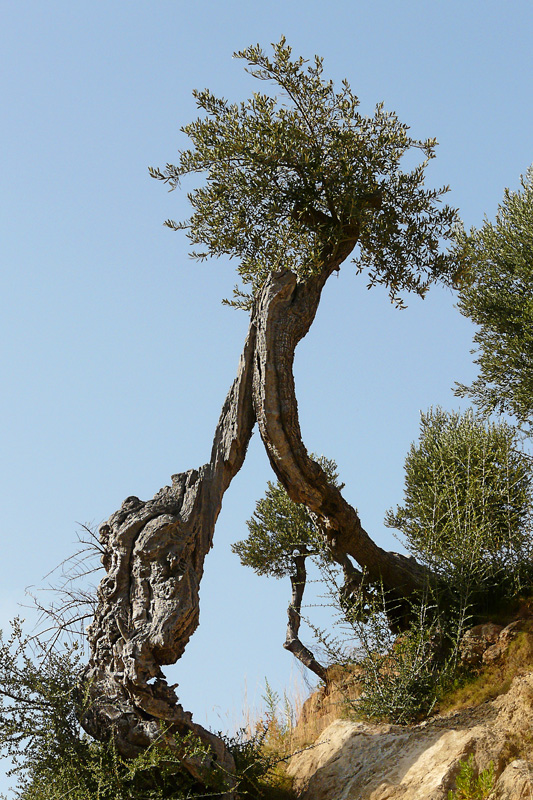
81 244 430 786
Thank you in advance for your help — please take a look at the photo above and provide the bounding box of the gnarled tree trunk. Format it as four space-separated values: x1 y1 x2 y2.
81 242 431 785
252 242 430 604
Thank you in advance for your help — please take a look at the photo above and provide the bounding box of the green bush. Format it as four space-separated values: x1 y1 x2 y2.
0 619 290 799
447 755 494 800
337 408 533 725
0 621 210 799
328 583 461 725
455 166 533 433
386 408 533 607
356 604 443 723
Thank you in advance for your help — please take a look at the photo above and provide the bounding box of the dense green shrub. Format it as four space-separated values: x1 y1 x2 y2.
385 408 533 605
336 409 533 724
314 578 463 725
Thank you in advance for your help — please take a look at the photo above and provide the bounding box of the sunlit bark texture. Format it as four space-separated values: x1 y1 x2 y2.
82 325 256 782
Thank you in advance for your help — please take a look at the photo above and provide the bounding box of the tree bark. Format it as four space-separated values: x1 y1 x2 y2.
252 258 431 604
80 321 257 787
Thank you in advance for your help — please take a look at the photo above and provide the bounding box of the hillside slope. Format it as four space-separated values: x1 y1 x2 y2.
287 622 533 799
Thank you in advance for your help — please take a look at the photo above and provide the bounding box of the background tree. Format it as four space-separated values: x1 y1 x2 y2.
455 167 533 433
233 457 349 682
82 39 459 784
385 408 533 610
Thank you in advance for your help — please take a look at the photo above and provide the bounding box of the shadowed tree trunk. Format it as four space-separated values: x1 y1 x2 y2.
284 552 328 683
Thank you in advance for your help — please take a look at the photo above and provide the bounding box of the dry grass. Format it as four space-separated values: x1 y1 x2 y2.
437 624 533 714
230 678 309 798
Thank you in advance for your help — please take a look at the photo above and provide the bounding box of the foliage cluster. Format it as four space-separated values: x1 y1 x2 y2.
223 725 295 800
455 167 533 432
306 566 463 725
150 38 457 308
447 755 494 800
0 621 220 799
340 409 532 724
346 593 455 723
386 407 533 605
232 456 341 578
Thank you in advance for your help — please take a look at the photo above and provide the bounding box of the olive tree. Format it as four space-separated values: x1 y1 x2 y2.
81 39 458 784
455 167 533 432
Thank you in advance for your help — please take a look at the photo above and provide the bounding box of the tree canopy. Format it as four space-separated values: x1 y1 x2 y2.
455 167 533 430
150 38 458 308
232 456 341 578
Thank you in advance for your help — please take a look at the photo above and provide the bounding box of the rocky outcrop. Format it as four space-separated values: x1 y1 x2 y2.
291 665 363 749
489 759 533 799
459 622 503 667
288 670 533 800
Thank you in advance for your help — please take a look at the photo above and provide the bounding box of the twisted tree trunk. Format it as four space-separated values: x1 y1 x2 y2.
252 250 429 603
81 238 430 785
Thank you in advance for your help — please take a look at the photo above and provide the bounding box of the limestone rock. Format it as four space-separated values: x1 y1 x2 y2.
291 665 363 748
489 760 533 799
483 621 522 666
459 622 503 668
288 671 533 800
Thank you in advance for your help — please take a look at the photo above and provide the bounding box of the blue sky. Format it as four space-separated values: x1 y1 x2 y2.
1 0 532 792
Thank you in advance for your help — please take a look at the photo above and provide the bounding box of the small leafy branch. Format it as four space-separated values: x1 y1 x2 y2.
447 755 494 800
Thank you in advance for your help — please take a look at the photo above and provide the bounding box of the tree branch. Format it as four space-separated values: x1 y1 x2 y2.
284 554 328 683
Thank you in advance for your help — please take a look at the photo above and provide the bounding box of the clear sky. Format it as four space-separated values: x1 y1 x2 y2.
1 1 532 793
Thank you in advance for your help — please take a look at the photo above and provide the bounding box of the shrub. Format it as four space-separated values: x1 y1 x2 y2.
328 583 462 725
386 408 533 608
447 755 494 800
0 619 290 799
